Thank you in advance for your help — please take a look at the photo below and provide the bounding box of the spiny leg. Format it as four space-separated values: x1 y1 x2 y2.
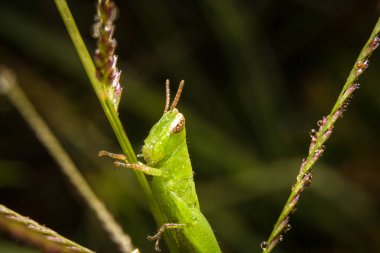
147 223 185 252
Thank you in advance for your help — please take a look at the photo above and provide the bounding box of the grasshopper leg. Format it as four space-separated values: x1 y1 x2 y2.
147 223 185 252
99 150 163 176
114 161 162 176
98 150 127 160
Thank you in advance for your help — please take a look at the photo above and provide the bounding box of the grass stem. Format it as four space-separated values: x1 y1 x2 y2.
262 17 380 253
53 0 179 251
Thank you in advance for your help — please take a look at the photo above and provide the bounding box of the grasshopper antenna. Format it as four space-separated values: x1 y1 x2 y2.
170 80 184 110
164 79 171 112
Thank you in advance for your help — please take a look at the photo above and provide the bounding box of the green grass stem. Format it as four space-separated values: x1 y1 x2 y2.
53 0 179 252
262 17 380 253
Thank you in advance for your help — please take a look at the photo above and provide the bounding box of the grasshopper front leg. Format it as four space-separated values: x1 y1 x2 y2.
99 150 162 176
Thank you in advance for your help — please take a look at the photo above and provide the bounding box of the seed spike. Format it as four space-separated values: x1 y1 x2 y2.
170 80 185 110
164 79 170 112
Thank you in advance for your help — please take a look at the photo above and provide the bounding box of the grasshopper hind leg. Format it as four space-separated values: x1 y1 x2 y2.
147 223 185 252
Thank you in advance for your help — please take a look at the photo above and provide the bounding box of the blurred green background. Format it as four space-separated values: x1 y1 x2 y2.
1 0 380 252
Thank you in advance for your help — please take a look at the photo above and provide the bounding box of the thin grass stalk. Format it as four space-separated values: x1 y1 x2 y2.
0 203 94 253
53 0 179 252
0 67 138 253
261 17 380 253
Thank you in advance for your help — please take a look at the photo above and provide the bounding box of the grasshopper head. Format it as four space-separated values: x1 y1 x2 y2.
142 80 186 166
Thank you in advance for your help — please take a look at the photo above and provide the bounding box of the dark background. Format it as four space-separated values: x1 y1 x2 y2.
1 0 380 252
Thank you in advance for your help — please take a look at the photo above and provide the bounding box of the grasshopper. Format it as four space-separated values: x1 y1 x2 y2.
100 80 222 252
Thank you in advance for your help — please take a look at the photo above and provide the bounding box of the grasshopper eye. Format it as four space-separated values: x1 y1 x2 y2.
170 113 185 133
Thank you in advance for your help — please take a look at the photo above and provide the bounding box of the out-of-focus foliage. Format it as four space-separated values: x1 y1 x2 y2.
1 0 380 252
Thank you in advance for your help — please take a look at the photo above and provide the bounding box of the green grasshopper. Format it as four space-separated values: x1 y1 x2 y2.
100 80 222 252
